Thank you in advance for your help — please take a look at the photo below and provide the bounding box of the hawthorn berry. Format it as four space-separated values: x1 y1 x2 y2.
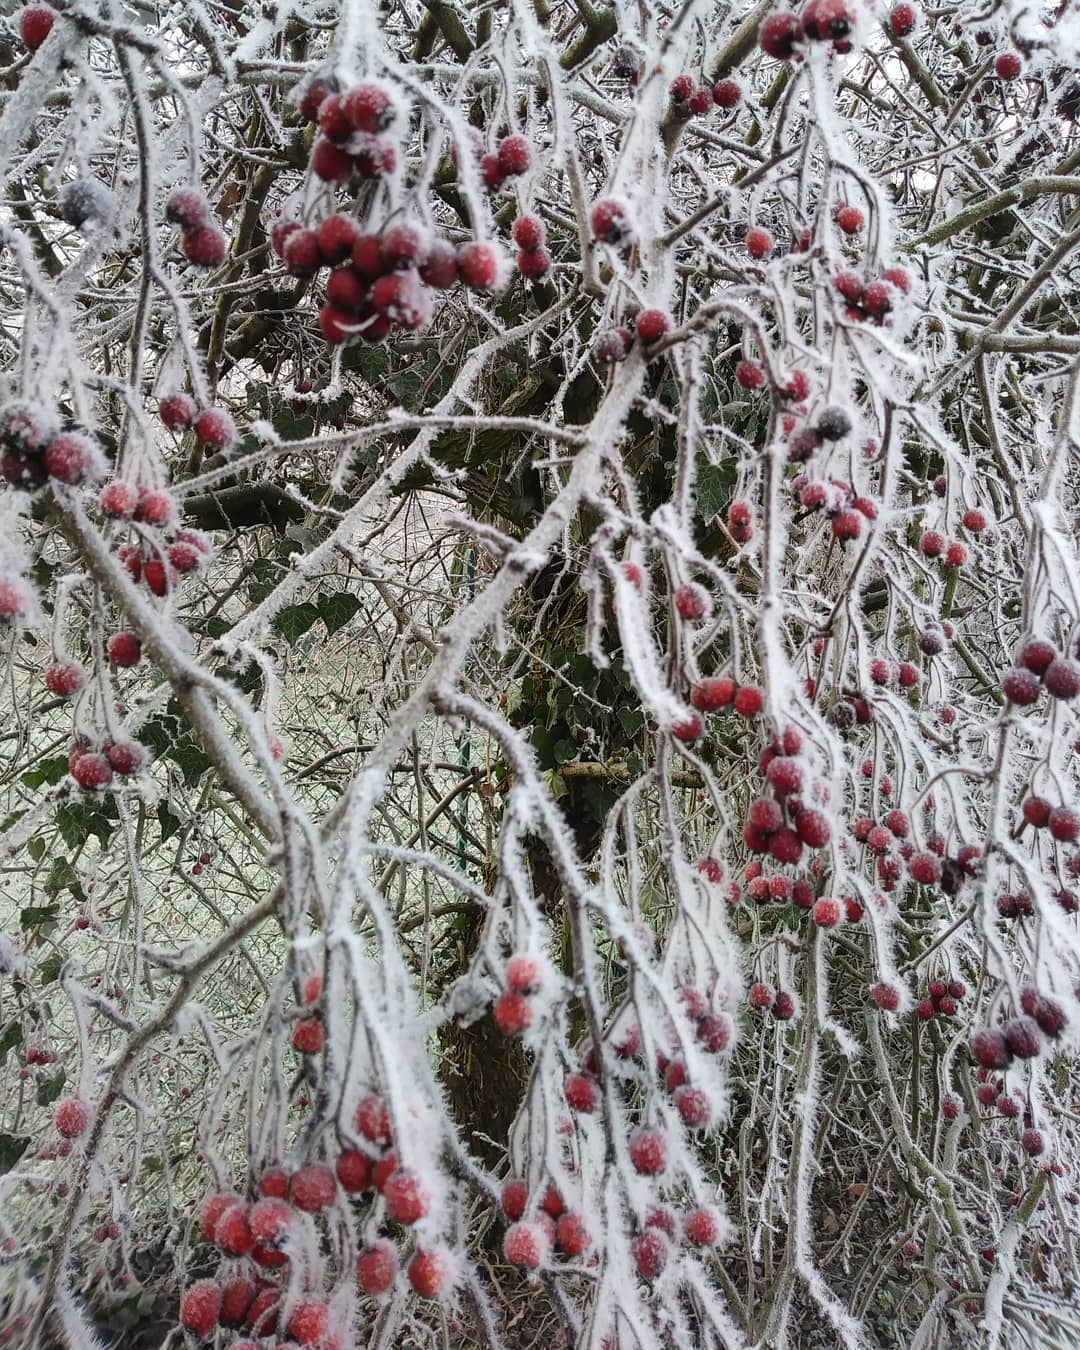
216 1203 254 1256
45 660 86 697
383 1168 429 1225
356 1092 391 1143
736 359 765 390
165 187 208 230
746 227 773 259
193 407 237 450
674 582 711 621
817 407 852 441
872 983 900 1011
220 1278 256 1327
971 1027 1011 1070
734 685 764 717
759 11 803 59
995 53 1022 80
290 1017 323 1054
674 1085 713 1128
358 1239 398 1295
1048 806 1080 842
71 751 112 791
504 1220 551 1269
889 2 916 34
290 1164 336 1212
564 1072 598 1113
832 509 863 541
629 1127 668 1176
713 79 742 108
457 241 500 289
671 711 704 742
497 135 531 176
1002 668 1040 705
288 1299 330 1346
631 1229 670 1278
773 991 797 1019
749 982 775 1010
408 1246 453 1298
1021 1128 1045 1156
283 228 322 277
813 897 841 928
1045 658 1080 700
55 1097 90 1138
249 1197 291 1246
691 677 735 711
635 309 671 344
182 226 227 268
685 1206 725 1247
835 205 865 234
310 138 354 182
180 1280 222 1338
518 246 552 279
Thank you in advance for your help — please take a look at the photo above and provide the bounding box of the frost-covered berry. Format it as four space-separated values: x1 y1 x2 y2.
19 4 55 50
746 227 773 258
380 221 428 272
994 53 1022 80
831 510 862 540
962 508 987 532
564 1072 598 1113
356 1093 391 1143
749 982 775 1010
1045 658 1080 700
290 1017 323 1054
60 178 113 231
517 246 552 279
1021 1128 1044 1156
555 1212 591 1257
1018 638 1057 675
773 991 797 1019
182 225 227 268
513 215 546 251
298 75 336 123
971 1027 1011 1070
691 677 735 712
419 239 458 290
734 685 764 717
290 1163 337 1212
45 660 86 698
344 81 398 133
310 137 354 182
494 990 534 1034
216 1203 254 1256
909 851 942 884
504 1220 550 1268
44 432 102 485
383 1168 429 1225
713 79 742 108
813 897 841 928
284 228 322 277
336 1148 371 1193
872 983 900 1011
457 241 500 289
193 407 237 450
408 1246 454 1298
674 582 711 621
889 2 916 35
55 1096 90 1138
685 1206 725 1247
505 952 545 994
674 1085 713 1128
636 309 671 344
497 135 531 176
166 188 209 230
835 205 864 234
220 1277 255 1327
1 399 58 452
99 481 139 519
180 1280 222 1337
631 1229 670 1278
594 327 634 363
629 1127 668 1176
108 632 142 667
590 198 633 246
287 1299 329 1346
796 809 831 849
106 740 145 776
249 1197 291 1247
71 752 112 791
816 406 852 441
736 359 765 389
671 711 703 742
759 11 803 58
358 1239 398 1295
1049 806 1080 842
1002 668 1040 705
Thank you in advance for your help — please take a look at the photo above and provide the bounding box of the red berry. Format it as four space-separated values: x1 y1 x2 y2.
945 541 967 567
629 1127 668 1176
45 660 86 698
71 751 112 791
1021 1128 1044 1156
494 990 534 1034
920 530 944 558
685 1206 725 1247
54 1097 90 1138
671 710 704 742
497 135 531 176
310 138 354 182
258 1167 289 1199
358 1239 398 1295
107 632 142 668
594 327 634 363
590 198 633 246
317 213 361 266
220 1278 256 1328
1045 658 1080 700
512 215 546 251
995 53 1022 80
759 11 803 59
216 1202 254 1256
564 1072 598 1113
872 983 900 1011
182 226 227 268
356 1093 391 1143
1049 806 1080 842
298 76 336 123
713 79 742 108
836 205 865 234
383 1168 429 1225
1002 667 1040 705
971 1027 1011 1070
1022 796 1052 827
688 85 714 115
734 685 764 717
283 228 322 277
419 239 458 290
631 1229 670 1278
1019 639 1057 675
343 81 397 134
288 1299 329 1346
773 991 797 1019
290 1163 336 1212
636 309 671 344
909 851 942 884
556 1212 592 1257
749 982 775 1010
380 221 429 272
501 1179 528 1220
674 582 711 621
408 1247 453 1298
674 1085 713 1128
746 227 773 259
736 359 765 390
670 74 695 103
193 407 236 449
803 0 853 40
831 509 862 540
889 2 916 34
371 1151 398 1192
180 1280 222 1337
165 187 208 230
796 808 830 849
480 153 504 189
99 480 139 518
19 4 56 50
692 677 735 712
1004 1016 1042 1059
290 1017 323 1054
249 1197 291 1246
813 897 841 928
517 246 552 279
504 1220 550 1268
962 508 987 532
645 1205 677 1239
458 241 500 289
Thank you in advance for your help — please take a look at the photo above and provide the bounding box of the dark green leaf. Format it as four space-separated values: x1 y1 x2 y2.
274 603 321 644
20 905 60 929
697 461 737 521
319 591 361 636
21 757 69 789
0 1134 29 1174
157 803 181 842
43 857 82 900
0 1022 23 1064
36 1068 65 1107
27 837 45 862
38 953 63 985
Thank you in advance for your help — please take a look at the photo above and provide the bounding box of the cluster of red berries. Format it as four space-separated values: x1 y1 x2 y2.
913 977 966 1022
834 266 910 324
759 0 857 61
0 400 105 492
669 74 743 117
593 308 673 364
289 973 324 1054
748 982 798 1020
271 213 501 346
493 953 548 1035
165 188 227 268
300 75 403 184
100 475 212 599
17 3 55 50
460 132 533 191
630 1202 728 1279
68 733 145 791
995 889 1035 920
744 860 815 908
1002 638 1080 708
511 214 551 279
792 473 876 541
919 529 968 569
1020 794 1080 843
971 991 1068 1076
159 391 238 450
868 655 921 690
499 1181 593 1268
690 675 764 720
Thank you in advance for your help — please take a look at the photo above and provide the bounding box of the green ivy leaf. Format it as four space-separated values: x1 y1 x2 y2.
0 1134 29 1175
20 904 60 929
36 1068 66 1107
27 837 45 862
39 953 63 986
43 856 82 900
56 800 117 849
21 756 69 789
274 603 321 644
319 592 361 636
697 461 737 521
0 1022 23 1064
157 803 181 842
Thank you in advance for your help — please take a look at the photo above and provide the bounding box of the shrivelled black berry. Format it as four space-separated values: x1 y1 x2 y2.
817 407 852 441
